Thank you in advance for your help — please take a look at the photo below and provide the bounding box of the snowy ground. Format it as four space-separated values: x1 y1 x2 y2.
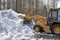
0 9 38 40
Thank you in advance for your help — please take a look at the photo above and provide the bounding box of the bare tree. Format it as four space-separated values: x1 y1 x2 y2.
52 0 57 8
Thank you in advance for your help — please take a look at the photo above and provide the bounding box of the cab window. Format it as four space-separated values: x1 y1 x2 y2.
52 11 57 18
58 10 60 20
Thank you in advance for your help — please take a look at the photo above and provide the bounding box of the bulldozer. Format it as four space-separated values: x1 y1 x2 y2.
18 8 60 35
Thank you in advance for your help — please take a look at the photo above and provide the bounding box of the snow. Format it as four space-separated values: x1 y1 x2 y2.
0 9 36 40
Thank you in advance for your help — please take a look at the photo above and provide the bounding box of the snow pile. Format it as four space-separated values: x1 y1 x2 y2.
0 9 35 40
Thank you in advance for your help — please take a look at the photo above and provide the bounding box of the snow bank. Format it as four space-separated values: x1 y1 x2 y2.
0 9 35 40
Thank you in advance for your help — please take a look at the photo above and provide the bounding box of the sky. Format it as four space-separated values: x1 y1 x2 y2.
44 0 60 8
57 0 60 8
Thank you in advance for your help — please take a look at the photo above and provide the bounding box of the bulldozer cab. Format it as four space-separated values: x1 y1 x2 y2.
48 8 60 21
48 8 57 20
47 8 60 25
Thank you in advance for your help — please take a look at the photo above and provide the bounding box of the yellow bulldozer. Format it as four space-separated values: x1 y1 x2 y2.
18 8 60 35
